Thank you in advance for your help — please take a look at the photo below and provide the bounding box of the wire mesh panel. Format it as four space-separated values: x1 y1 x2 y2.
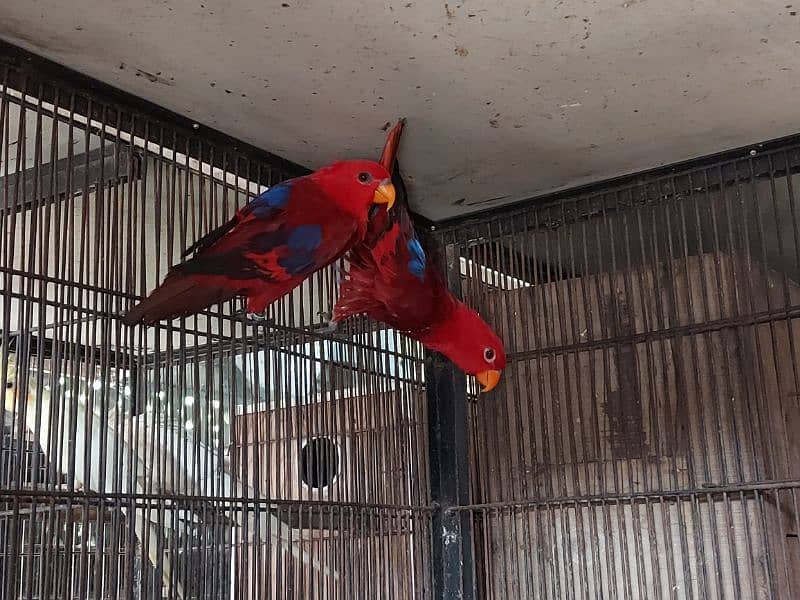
0 57 432 599
6 42 800 600
437 144 800 598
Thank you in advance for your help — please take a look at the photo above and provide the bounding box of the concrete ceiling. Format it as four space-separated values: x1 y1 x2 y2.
1 1 799 220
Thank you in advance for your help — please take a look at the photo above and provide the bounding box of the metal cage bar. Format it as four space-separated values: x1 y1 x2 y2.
0 45 433 600
4 38 800 600
436 135 800 599
425 243 474 600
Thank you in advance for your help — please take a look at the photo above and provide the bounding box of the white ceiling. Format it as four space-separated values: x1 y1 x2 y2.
1 1 799 220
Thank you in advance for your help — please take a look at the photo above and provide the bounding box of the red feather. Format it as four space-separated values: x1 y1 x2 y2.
335 121 506 377
335 197 448 331
124 159 392 325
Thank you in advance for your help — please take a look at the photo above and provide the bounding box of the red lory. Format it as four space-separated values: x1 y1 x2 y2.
333 121 506 392
123 160 395 325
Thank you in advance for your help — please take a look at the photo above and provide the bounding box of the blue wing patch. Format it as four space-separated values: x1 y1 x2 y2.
407 238 426 280
279 252 315 274
251 181 292 215
287 224 322 251
277 224 322 275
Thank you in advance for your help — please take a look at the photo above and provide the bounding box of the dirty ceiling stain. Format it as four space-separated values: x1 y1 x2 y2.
0 1 798 220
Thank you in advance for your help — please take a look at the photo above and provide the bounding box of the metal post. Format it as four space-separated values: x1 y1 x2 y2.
426 242 475 600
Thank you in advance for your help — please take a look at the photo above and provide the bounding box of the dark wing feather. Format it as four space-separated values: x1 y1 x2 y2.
182 214 241 258
126 177 356 325
178 222 290 281
121 275 237 326
182 182 293 258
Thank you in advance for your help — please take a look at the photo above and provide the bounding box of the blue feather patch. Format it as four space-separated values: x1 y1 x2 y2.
251 182 292 215
287 224 322 251
407 238 426 280
279 252 315 274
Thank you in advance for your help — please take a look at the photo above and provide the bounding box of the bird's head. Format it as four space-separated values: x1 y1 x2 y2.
421 302 506 393
313 159 395 218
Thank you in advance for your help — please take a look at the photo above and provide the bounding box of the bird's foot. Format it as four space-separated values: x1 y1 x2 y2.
246 311 270 321
238 306 270 322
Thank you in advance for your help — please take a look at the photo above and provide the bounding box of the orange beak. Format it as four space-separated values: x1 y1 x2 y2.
475 370 501 393
373 179 396 210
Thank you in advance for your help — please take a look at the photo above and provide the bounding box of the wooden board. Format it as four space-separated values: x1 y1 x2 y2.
469 251 800 599
231 390 431 599
233 388 428 509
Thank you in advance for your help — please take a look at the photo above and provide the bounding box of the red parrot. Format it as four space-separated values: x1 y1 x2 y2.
123 160 395 325
333 121 506 391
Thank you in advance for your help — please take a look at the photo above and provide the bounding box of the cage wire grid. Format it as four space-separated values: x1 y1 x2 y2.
0 54 432 600
3 43 800 600
434 141 800 599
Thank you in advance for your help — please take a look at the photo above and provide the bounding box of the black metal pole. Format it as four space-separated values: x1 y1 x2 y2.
426 242 475 600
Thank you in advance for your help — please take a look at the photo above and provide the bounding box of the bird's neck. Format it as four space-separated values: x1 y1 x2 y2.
412 298 466 358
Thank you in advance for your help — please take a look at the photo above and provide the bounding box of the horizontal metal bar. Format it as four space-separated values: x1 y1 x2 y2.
0 488 434 513
0 331 135 370
447 479 800 512
0 270 423 370
0 503 111 519
508 302 800 362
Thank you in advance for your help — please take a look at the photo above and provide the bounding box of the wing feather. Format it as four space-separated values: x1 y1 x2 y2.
125 176 359 325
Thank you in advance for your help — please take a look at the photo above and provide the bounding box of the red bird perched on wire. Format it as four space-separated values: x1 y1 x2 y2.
333 120 506 392
123 160 395 326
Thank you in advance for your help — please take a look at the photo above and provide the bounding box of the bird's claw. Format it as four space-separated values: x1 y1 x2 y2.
241 309 270 322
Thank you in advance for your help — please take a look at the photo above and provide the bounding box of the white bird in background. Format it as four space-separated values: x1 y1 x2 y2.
3 353 332 599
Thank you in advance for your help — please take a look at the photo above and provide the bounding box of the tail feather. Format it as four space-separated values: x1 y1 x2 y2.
379 118 405 171
123 272 238 326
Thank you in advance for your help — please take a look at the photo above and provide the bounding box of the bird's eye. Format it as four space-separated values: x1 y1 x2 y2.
357 172 372 184
483 347 496 363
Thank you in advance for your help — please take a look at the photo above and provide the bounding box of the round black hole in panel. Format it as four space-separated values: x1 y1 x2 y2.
300 437 338 489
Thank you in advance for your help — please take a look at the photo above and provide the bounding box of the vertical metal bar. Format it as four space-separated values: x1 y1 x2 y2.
426 241 475 600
